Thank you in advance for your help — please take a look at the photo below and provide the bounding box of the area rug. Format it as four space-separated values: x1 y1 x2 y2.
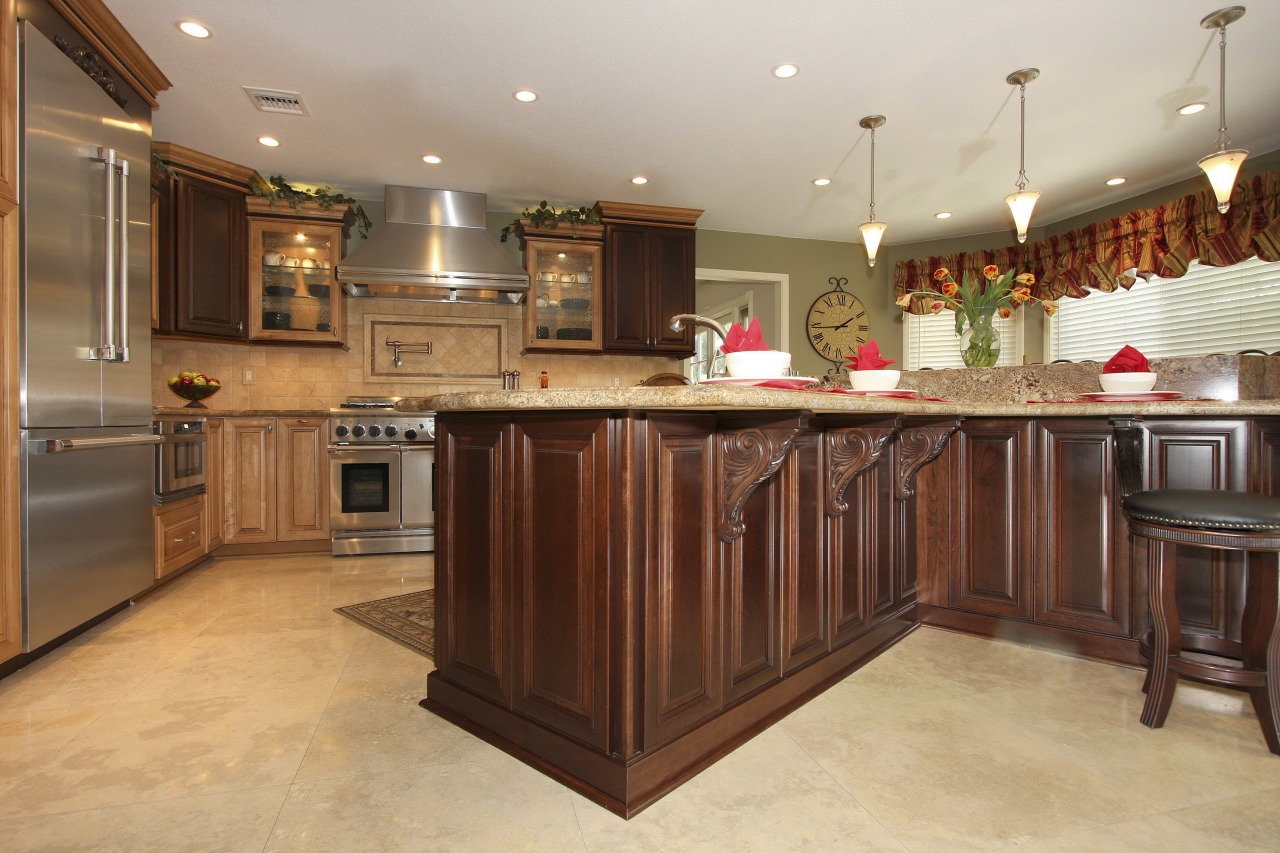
335 589 434 659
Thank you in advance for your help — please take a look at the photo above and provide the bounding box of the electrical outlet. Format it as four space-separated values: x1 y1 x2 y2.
243 367 254 384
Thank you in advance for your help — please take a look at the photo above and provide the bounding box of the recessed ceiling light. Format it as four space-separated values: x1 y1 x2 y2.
513 89 538 103
422 154 442 164
772 63 799 79
1106 177 1127 186
257 136 280 147
631 176 648 185
812 178 831 186
1178 101 1208 115
177 21 210 38
934 211 953 219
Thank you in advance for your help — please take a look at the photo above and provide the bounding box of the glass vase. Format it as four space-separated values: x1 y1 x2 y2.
959 312 1001 368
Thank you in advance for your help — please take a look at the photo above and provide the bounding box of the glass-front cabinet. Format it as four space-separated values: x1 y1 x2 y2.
519 223 604 352
246 198 347 346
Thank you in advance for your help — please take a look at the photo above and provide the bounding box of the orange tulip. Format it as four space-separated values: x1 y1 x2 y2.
895 293 912 308
933 268 950 282
942 281 959 297
998 306 1013 319
983 264 999 280
1042 300 1059 316
1015 272 1036 286
1011 285 1032 304
927 299 946 314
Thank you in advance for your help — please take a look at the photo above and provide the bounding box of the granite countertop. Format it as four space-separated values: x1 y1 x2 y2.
402 386 1280 417
153 407 330 418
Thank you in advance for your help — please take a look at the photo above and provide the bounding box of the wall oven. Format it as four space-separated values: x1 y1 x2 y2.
154 417 206 503
329 399 435 555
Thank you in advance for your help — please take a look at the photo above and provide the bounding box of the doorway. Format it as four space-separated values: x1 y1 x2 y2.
687 267 790 382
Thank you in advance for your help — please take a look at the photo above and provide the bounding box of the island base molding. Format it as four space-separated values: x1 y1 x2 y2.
424 605 917 818
918 604 1145 668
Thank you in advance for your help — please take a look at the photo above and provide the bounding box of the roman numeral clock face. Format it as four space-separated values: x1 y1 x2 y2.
806 288 870 363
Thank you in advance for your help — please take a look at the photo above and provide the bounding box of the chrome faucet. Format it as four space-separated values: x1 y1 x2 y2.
668 314 729 340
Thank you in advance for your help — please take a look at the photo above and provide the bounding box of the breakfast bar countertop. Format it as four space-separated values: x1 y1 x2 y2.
401 385 1280 417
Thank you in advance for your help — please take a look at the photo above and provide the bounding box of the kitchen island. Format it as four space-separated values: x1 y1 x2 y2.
408 385 1280 817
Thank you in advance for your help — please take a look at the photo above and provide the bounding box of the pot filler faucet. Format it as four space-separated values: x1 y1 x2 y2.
668 314 729 340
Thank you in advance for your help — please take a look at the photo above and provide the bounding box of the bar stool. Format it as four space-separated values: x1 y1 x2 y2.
1122 488 1280 755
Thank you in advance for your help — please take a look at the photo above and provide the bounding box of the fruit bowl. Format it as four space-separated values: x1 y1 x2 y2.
167 372 221 408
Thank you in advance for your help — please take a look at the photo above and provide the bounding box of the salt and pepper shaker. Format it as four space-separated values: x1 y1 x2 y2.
500 370 521 390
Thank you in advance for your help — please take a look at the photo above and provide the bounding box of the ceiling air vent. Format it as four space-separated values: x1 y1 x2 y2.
243 87 309 116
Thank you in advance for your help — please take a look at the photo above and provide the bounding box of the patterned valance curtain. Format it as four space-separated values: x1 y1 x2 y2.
894 171 1280 313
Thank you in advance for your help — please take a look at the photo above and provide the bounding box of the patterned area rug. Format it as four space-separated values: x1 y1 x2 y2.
335 589 434 659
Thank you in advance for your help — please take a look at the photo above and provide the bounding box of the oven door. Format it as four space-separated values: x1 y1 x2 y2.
155 427 207 502
329 446 400 531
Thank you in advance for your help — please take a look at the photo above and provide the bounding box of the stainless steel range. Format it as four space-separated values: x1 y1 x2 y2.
328 397 436 556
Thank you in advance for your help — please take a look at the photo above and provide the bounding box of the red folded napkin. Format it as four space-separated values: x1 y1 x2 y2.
845 340 896 371
1103 345 1150 373
720 317 768 354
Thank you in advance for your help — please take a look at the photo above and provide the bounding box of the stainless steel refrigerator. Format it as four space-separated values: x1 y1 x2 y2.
18 21 157 651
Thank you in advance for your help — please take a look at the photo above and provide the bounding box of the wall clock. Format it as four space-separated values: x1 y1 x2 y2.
806 277 870 364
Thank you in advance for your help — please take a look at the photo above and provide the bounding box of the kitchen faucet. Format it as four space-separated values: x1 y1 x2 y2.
668 314 729 340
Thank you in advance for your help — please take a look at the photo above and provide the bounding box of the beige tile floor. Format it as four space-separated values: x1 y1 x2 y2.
1 552 1279 852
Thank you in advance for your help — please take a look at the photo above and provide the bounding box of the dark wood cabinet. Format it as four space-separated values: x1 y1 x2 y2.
948 420 1035 619
152 142 252 340
595 201 702 356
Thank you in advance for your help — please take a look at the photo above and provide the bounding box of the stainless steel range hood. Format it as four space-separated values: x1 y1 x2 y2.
336 186 528 304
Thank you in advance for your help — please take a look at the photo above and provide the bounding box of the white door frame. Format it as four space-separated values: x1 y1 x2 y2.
694 267 790 351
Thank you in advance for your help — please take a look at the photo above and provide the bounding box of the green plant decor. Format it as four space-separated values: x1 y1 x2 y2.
499 201 602 242
247 172 373 239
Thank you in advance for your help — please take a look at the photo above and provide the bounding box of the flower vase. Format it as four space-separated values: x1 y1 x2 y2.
959 312 1001 368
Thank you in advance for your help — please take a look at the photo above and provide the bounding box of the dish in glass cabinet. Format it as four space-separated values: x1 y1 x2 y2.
1077 391 1183 402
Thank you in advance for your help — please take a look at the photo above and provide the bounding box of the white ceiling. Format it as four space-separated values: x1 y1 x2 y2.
104 0 1280 247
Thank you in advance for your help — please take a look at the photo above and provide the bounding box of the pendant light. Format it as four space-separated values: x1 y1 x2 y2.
1004 69 1040 244
858 115 887 268
1197 6 1248 214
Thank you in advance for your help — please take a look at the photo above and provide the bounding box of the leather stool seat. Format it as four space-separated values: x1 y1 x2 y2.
1122 488 1280 755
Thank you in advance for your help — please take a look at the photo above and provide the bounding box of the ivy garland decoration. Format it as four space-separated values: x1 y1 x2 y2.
247 172 373 239
499 200 602 242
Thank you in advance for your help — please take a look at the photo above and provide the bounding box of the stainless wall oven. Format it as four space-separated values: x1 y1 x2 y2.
154 418 206 503
329 399 435 555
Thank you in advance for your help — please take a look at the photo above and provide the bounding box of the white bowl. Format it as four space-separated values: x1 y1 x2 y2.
1099 372 1157 393
725 350 791 378
849 369 902 391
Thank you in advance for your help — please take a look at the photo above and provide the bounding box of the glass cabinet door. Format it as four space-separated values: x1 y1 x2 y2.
523 236 603 352
248 216 345 345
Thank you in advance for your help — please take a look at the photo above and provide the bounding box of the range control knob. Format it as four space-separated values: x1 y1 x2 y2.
368 425 382 438
334 425 350 438
384 425 398 438
352 425 366 438
404 428 418 441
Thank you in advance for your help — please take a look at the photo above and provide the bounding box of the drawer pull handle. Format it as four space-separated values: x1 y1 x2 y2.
172 531 199 543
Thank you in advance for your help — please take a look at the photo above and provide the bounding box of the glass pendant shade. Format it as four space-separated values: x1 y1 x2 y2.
859 220 887 267
1005 189 1040 244
1198 148 1248 213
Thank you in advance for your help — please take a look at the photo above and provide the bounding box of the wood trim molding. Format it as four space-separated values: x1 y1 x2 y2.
0 195 21 662
152 142 256 187
245 196 348 221
592 200 704 228
46 0 171 109
717 425 800 542
825 427 895 516
896 421 960 501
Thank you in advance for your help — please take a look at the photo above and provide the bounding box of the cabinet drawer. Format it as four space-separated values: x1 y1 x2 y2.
155 497 206 579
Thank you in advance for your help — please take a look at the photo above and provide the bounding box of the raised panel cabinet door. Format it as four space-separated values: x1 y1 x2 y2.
644 414 720 748
1145 420 1249 644
204 418 224 550
950 420 1034 619
646 226 695 354
510 416 610 749
276 418 329 541
434 417 513 706
1035 420 1130 636
223 418 277 544
781 431 829 672
602 223 650 350
172 173 247 338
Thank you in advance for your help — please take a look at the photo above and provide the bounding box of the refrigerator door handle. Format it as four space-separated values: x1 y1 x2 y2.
29 434 162 454
91 147 129 363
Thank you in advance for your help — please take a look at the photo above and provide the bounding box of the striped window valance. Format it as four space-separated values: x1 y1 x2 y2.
894 171 1280 313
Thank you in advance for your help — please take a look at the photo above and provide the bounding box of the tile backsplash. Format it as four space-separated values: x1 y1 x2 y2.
152 298 680 411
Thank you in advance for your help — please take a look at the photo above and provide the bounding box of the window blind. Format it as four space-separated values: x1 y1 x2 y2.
902 311 1023 369
1048 257 1280 362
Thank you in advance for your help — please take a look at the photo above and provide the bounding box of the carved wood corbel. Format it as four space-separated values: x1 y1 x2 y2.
825 427 895 516
896 421 960 500
718 426 801 542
